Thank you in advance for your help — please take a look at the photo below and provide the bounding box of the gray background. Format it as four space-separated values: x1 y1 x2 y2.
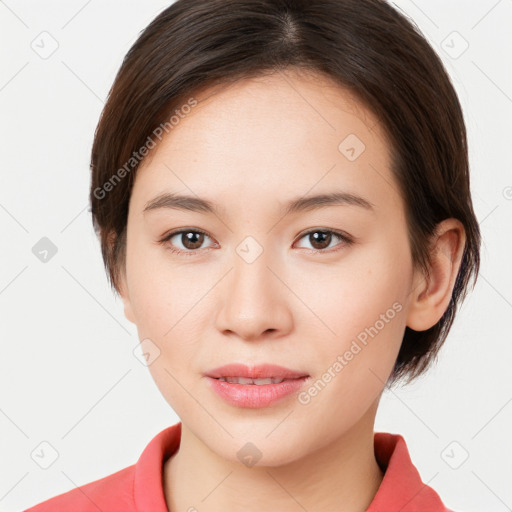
1 1 511 511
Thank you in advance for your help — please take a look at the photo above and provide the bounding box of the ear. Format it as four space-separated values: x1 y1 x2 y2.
108 229 136 326
406 219 466 331
117 268 136 325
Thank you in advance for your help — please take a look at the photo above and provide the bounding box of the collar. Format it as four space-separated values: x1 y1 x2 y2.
367 432 452 511
133 422 451 512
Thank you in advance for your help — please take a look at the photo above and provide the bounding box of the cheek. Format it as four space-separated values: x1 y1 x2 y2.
125 245 212 374
297 237 408 339
295 292 405 430
126 241 202 333
127 255 206 415
296 240 410 399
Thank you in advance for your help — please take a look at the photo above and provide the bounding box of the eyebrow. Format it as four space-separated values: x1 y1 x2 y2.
143 191 375 217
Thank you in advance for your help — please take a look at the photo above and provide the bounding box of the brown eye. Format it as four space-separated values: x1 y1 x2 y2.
180 231 205 250
308 231 332 250
160 229 215 255
295 229 353 253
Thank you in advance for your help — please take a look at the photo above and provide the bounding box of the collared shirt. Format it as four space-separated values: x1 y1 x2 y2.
24 422 453 511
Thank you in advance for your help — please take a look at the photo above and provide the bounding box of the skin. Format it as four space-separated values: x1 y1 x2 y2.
116 68 466 512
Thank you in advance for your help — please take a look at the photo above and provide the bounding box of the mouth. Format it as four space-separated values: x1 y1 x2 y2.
205 363 310 382
213 376 304 385
205 370 311 409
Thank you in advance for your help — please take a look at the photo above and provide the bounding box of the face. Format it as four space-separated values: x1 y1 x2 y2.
118 69 419 466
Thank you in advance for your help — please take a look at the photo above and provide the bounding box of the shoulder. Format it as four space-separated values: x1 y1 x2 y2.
23 464 136 512
23 423 182 512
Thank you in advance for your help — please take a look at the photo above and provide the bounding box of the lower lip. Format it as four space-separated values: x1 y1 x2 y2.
205 376 310 408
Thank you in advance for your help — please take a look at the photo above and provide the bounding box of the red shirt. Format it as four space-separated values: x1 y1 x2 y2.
25 422 453 511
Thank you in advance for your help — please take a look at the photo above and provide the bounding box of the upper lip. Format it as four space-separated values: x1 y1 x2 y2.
205 364 309 380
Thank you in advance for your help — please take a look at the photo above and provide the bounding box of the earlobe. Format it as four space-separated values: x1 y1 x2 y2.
117 271 136 325
406 219 466 331
123 302 136 325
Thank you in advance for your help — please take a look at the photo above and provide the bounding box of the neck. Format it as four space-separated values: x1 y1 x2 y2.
164 403 384 512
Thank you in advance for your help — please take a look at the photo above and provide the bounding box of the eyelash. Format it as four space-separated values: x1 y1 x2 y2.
158 227 354 257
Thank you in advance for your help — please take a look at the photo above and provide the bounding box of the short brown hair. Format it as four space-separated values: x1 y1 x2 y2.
89 0 481 384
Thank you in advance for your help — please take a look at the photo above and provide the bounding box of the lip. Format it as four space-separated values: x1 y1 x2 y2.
205 363 309 380
205 375 310 408
204 364 310 409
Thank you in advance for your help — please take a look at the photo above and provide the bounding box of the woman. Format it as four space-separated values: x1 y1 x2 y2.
25 0 481 510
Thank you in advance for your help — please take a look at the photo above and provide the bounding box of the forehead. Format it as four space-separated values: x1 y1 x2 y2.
164 69 387 153
131 69 400 215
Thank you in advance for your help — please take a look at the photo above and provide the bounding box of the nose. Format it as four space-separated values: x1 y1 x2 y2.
214 249 293 341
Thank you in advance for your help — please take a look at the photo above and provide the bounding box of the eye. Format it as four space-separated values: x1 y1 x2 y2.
159 227 354 256
294 229 354 253
159 228 217 256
